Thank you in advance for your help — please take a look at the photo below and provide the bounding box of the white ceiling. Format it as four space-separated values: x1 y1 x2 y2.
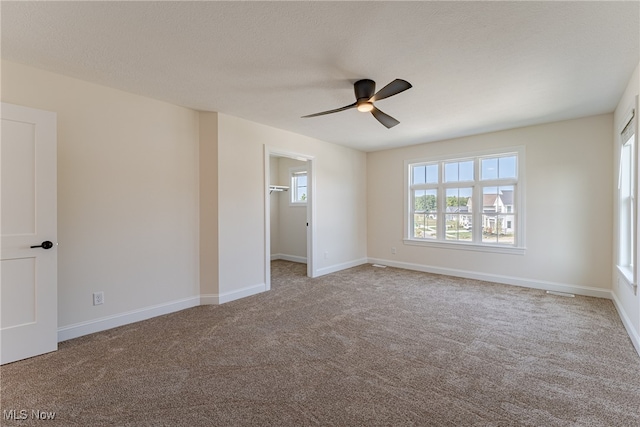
2 1 638 152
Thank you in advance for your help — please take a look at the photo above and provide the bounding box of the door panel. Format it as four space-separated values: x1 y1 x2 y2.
1 258 36 328
1 119 36 235
1 102 57 365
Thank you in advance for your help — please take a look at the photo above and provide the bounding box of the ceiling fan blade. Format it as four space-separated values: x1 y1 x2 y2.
371 107 400 129
370 79 412 102
301 102 357 118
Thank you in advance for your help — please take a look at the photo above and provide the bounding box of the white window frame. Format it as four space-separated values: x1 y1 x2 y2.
617 107 637 288
404 146 526 254
290 167 308 206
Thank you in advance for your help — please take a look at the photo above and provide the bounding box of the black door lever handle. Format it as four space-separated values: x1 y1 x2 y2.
31 241 53 249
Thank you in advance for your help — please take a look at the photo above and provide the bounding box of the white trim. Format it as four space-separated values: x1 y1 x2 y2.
315 258 368 277
306 157 316 278
403 238 526 255
271 253 307 264
57 296 200 342
367 257 611 299
616 264 636 290
264 146 271 291
201 283 266 305
611 292 640 357
617 104 636 134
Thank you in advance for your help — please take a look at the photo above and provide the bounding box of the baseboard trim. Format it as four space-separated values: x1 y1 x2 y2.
201 283 266 305
314 258 368 278
610 292 640 357
367 258 612 299
58 283 268 342
57 296 200 343
271 253 307 264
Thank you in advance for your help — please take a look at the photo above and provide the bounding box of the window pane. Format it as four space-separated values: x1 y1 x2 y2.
445 187 472 241
426 164 438 183
482 156 517 180
498 185 514 213
413 164 438 185
482 187 498 212
497 216 515 244
482 214 515 244
291 173 307 203
499 156 517 178
459 161 473 181
446 214 473 241
412 165 426 184
481 158 498 180
481 215 497 243
446 187 472 209
482 186 514 213
415 189 437 212
444 162 458 182
444 160 473 182
414 213 437 239
297 187 307 202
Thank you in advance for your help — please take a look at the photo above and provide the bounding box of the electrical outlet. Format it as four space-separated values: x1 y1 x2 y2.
93 291 104 306
324 251 329 259
391 247 397 254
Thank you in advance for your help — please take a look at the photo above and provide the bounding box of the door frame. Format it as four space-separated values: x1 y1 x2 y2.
264 146 316 290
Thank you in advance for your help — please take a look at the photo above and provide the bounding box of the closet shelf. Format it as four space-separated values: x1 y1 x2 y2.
269 185 289 194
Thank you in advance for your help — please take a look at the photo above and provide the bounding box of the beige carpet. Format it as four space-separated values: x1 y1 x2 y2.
1 261 639 426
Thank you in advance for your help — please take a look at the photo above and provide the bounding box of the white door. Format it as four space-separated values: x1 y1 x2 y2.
1 102 57 365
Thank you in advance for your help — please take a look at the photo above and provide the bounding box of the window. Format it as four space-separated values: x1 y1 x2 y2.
618 110 636 284
406 147 524 253
290 168 307 205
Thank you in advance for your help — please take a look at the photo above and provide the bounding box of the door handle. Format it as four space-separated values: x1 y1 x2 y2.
30 241 54 249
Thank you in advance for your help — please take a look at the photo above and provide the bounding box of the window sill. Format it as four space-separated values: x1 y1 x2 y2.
403 238 526 255
616 264 636 288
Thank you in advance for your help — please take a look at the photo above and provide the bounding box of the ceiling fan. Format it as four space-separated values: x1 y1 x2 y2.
302 78 412 128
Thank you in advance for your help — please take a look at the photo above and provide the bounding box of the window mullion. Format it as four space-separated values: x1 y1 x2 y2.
437 181 444 240
472 184 481 242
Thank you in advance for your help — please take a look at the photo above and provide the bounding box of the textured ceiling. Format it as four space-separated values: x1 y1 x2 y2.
2 1 639 152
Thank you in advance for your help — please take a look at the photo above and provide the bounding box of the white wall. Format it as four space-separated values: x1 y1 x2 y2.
1 61 200 335
612 62 640 354
368 114 613 297
199 112 219 297
217 113 367 298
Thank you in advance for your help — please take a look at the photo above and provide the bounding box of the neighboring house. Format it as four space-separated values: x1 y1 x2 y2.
445 205 471 228
467 190 515 235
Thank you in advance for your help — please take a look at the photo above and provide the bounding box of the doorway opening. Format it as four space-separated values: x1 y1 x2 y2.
264 147 314 290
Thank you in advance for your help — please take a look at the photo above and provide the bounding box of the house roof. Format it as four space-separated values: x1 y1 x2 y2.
483 194 500 207
500 190 514 206
1 1 638 152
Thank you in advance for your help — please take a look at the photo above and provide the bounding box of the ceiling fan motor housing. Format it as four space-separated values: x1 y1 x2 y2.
354 79 376 103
